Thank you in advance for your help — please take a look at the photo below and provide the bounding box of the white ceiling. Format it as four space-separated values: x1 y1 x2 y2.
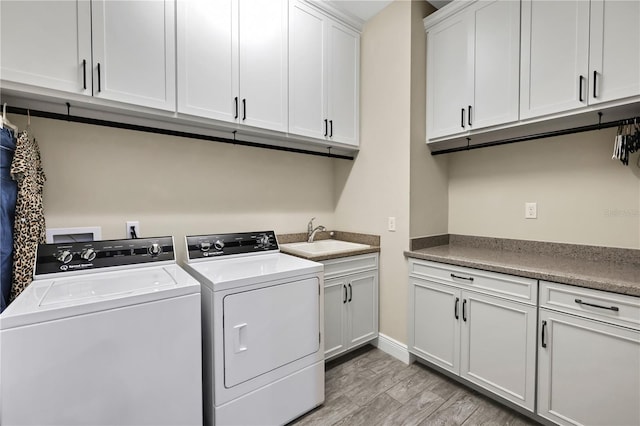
325 0 452 23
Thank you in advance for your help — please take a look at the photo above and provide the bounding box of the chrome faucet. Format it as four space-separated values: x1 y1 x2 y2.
307 217 326 243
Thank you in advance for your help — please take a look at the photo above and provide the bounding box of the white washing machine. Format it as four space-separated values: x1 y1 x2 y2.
183 231 324 426
0 237 202 426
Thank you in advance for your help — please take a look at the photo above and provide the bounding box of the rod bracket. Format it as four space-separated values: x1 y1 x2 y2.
598 112 603 129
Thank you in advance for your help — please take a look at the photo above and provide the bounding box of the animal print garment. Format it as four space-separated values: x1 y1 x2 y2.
10 129 46 301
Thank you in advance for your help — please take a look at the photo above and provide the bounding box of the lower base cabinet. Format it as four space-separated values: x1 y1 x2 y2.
323 253 378 360
409 259 537 412
537 281 640 426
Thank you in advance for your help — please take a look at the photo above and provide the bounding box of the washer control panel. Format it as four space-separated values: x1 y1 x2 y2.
35 236 175 275
186 231 278 260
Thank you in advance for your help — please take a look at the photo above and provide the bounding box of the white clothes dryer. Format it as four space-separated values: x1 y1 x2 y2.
183 231 324 426
0 237 202 426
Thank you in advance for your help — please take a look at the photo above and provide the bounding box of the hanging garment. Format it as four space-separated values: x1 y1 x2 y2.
0 127 17 313
10 129 46 302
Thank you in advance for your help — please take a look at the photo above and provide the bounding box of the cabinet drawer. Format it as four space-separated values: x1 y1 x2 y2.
540 281 640 330
409 259 537 305
323 253 378 281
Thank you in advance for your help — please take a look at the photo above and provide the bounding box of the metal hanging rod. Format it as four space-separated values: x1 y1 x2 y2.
6 105 354 161
432 113 640 155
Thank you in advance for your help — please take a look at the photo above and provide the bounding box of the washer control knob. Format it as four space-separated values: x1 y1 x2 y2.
213 240 224 250
148 243 162 256
57 250 73 264
259 235 270 246
200 242 211 252
80 248 96 262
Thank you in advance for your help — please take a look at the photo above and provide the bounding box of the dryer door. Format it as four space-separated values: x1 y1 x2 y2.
223 277 320 388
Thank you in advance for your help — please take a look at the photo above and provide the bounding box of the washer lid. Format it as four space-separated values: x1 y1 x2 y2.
186 253 323 292
0 265 200 330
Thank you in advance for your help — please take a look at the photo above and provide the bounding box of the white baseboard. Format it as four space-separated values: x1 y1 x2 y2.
373 333 412 364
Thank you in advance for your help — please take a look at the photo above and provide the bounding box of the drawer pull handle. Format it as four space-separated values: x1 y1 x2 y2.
574 298 619 312
454 297 460 319
451 273 474 282
541 320 547 348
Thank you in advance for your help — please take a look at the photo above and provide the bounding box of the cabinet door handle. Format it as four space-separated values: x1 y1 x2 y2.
82 59 87 90
343 285 347 304
324 119 328 137
451 273 474 282
329 120 333 137
541 320 547 348
242 99 247 120
461 108 465 128
234 97 239 119
97 63 101 92
593 71 598 98
454 297 460 320
574 298 619 312
348 283 352 302
578 75 585 102
462 299 467 322
468 105 472 126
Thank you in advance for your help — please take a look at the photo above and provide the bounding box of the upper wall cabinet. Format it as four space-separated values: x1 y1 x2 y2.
0 1 92 96
0 0 176 111
92 0 176 110
289 1 359 146
426 0 520 140
177 0 288 133
520 0 640 119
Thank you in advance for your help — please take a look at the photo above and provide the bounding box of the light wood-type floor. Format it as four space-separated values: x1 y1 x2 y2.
290 345 539 426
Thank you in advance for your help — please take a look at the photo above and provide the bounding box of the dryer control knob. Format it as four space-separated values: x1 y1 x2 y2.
259 235 270 246
214 240 224 250
200 242 211 252
57 250 73 264
81 248 96 261
148 243 162 256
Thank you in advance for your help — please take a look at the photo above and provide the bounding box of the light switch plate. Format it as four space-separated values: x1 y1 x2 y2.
388 217 396 231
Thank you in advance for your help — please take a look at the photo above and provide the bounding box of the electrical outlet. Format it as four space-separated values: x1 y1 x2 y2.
525 203 537 219
126 221 140 238
388 216 396 232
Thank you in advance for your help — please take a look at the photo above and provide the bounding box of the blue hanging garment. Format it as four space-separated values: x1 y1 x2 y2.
0 127 17 313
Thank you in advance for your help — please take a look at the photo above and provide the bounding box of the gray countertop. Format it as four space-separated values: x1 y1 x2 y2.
405 237 639 297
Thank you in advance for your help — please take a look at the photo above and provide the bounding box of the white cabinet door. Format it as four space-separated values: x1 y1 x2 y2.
589 0 640 104
460 291 536 411
327 21 359 146
520 0 590 119
538 309 640 426
347 271 377 348
238 0 288 132
411 278 460 374
288 2 326 140
0 0 91 95
471 0 520 130
92 0 176 111
426 12 473 140
177 0 238 122
324 278 347 359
